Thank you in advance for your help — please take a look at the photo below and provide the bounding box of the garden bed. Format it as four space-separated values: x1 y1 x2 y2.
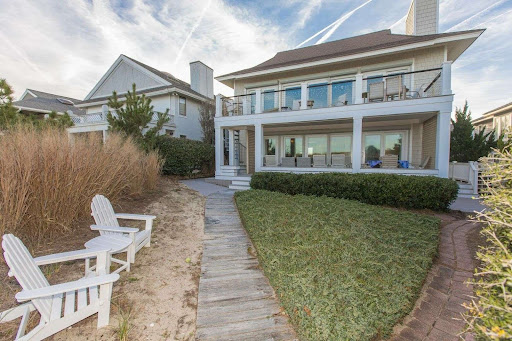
235 190 440 340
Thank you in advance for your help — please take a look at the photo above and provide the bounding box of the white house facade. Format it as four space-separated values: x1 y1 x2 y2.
213 0 483 190
69 55 213 141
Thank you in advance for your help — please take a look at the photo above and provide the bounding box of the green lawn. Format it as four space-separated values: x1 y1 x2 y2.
235 190 440 340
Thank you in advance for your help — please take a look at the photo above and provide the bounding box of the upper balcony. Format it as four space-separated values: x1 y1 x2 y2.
216 62 452 118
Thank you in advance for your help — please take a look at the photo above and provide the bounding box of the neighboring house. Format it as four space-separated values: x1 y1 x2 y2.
69 54 214 141
214 0 484 189
472 102 512 136
12 89 85 117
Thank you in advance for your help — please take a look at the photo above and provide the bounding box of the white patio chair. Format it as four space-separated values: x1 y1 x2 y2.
0 234 119 340
296 157 312 168
91 195 156 264
264 155 277 167
313 155 327 168
292 100 300 111
381 154 399 168
335 94 347 106
368 82 385 102
331 154 346 168
411 156 431 169
281 157 296 167
385 76 405 100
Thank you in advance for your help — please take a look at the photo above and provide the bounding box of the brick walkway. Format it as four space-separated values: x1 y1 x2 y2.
391 219 479 341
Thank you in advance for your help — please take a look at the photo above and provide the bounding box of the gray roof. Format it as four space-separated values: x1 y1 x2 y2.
218 29 484 78
13 89 85 115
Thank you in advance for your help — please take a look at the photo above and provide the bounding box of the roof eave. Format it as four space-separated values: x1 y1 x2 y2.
215 29 485 86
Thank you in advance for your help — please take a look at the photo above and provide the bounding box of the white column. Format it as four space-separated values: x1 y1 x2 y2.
215 126 223 176
255 89 262 114
355 73 363 104
228 129 235 166
101 104 109 120
441 61 452 95
352 117 363 172
436 111 451 178
102 129 108 143
300 82 308 110
254 123 263 172
215 95 222 117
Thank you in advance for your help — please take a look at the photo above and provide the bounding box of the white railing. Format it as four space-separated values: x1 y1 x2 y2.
449 161 479 195
71 112 173 125
216 62 452 117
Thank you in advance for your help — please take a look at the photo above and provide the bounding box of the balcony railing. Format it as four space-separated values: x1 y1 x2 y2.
218 63 450 117
71 112 174 125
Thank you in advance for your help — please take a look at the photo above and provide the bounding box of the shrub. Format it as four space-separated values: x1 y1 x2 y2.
250 172 458 211
0 125 162 245
154 136 214 176
464 149 512 339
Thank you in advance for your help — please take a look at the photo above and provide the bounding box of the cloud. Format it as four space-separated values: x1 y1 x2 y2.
0 0 290 99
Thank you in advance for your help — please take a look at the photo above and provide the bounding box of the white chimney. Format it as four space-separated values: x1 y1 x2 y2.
406 0 439 36
190 61 214 99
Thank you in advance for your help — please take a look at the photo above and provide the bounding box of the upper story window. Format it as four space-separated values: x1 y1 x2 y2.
332 81 353 105
284 86 301 110
179 96 186 116
262 89 277 112
308 83 328 109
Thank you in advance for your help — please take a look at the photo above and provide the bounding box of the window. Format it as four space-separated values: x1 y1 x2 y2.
364 135 381 162
307 136 327 156
179 97 186 116
308 83 328 109
265 137 276 155
284 87 301 110
330 135 351 157
332 81 353 106
384 134 403 159
284 137 303 157
249 92 256 114
180 135 187 139
165 129 174 136
366 75 383 92
262 90 277 112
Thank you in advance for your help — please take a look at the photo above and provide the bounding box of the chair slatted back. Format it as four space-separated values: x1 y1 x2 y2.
296 157 312 168
331 154 346 167
381 155 399 168
369 82 384 101
91 195 119 236
265 156 277 167
281 157 295 167
386 76 401 96
313 155 326 167
2 234 52 321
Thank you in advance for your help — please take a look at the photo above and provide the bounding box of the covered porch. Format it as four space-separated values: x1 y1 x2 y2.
216 111 450 179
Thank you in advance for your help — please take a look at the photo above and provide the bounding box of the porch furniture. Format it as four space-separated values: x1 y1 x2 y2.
296 157 312 168
367 160 382 168
381 155 399 168
362 92 368 103
298 100 315 109
411 156 430 169
280 106 291 111
0 234 119 340
85 235 132 274
398 160 409 168
292 100 300 111
264 155 278 167
281 157 296 167
331 154 347 168
335 94 348 106
368 82 385 102
313 155 327 168
385 76 407 100
91 195 156 264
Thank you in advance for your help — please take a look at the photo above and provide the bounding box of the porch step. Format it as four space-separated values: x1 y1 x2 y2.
457 182 478 198
229 179 251 191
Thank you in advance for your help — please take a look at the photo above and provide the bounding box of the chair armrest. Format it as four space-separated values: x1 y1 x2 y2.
15 274 120 302
34 247 111 266
0 303 35 322
90 225 139 234
115 213 156 221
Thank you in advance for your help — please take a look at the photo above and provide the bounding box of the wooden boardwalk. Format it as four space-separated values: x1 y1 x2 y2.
196 190 296 340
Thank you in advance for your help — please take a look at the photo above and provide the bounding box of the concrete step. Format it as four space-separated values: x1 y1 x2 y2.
458 194 479 199
229 185 251 191
232 180 251 186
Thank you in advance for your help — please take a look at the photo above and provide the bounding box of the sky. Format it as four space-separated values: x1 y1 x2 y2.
0 0 511 118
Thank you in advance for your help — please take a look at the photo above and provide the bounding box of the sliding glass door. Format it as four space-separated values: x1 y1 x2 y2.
284 137 303 157
364 132 406 162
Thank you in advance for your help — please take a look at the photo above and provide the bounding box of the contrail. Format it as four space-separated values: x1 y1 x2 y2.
174 0 213 66
447 0 505 31
315 0 373 45
470 8 512 29
295 0 373 48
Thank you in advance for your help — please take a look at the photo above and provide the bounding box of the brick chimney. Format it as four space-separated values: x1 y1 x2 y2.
190 61 213 99
406 0 439 35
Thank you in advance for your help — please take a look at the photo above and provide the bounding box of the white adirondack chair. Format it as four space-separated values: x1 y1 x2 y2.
90 195 156 264
0 234 119 340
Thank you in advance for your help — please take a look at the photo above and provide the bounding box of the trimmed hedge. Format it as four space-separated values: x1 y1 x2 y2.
154 136 214 176
250 172 459 211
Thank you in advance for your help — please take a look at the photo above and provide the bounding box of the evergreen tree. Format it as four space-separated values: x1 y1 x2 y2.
198 100 215 145
107 83 169 150
450 101 496 162
0 79 20 129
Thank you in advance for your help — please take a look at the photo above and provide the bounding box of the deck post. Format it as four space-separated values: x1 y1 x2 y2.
215 95 222 117
441 61 452 95
352 117 363 172
228 129 235 165
215 126 223 175
300 82 308 110
436 111 451 178
254 123 263 172
255 89 262 114
355 73 363 104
